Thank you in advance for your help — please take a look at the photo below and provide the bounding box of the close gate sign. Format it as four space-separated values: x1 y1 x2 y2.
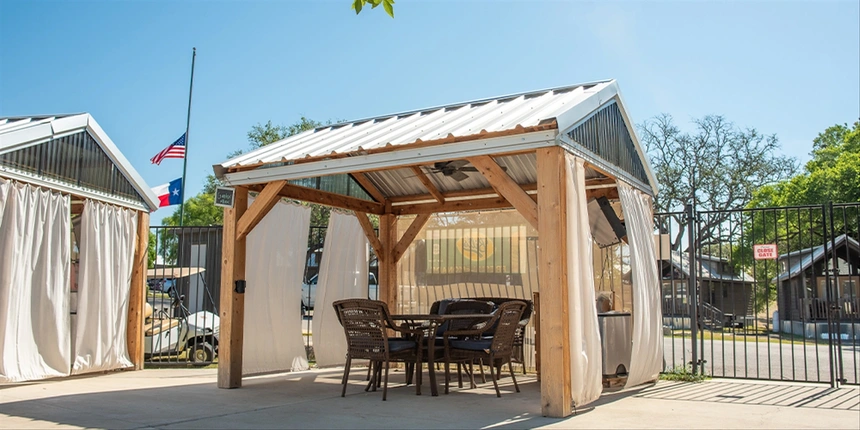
753 244 778 260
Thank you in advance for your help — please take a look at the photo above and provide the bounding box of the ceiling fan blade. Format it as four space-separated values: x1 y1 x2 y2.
449 170 470 182
448 160 470 169
460 167 480 172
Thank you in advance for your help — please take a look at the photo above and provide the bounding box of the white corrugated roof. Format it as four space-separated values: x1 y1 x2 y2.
0 113 159 211
221 80 611 169
217 79 658 197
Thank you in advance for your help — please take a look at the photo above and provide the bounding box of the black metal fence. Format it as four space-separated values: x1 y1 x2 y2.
660 202 859 387
143 226 222 366
144 202 860 386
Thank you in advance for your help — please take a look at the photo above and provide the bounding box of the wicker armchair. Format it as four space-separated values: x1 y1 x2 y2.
443 300 527 397
332 298 423 400
473 297 534 373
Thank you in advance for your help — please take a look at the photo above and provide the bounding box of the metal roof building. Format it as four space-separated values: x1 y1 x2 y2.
212 79 662 418
0 113 155 376
0 114 158 211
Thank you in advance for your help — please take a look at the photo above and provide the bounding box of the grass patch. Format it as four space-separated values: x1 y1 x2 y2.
660 365 709 383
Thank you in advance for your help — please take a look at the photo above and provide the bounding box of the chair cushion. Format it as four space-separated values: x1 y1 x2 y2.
450 339 492 351
388 339 417 353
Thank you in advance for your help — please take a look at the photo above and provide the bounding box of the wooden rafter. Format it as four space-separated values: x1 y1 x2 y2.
355 212 383 258
249 182 384 215
350 172 386 203
392 213 431 263
467 155 538 230
236 180 287 241
388 183 538 204
410 166 445 203
391 194 537 216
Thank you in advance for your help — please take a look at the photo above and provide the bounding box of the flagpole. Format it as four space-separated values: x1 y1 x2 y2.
179 47 196 227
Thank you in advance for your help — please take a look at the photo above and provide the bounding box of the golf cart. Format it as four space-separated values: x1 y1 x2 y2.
145 267 220 363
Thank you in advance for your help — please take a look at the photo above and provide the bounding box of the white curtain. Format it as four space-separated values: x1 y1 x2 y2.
72 200 137 374
564 154 604 407
618 181 663 386
0 178 71 382
312 212 369 367
243 199 311 375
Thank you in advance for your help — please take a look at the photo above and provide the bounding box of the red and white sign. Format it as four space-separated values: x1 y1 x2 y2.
753 244 778 260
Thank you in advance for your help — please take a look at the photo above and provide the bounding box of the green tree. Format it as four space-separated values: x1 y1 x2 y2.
734 122 860 311
639 114 797 251
750 121 860 207
352 0 395 17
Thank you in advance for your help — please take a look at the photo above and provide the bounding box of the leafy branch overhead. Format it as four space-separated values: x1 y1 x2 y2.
352 0 395 18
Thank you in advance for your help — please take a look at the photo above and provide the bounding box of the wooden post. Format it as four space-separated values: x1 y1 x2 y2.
536 146 572 417
533 291 540 381
126 210 149 370
218 186 248 389
378 214 398 310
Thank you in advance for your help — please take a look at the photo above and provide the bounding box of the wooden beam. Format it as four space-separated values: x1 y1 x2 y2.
586 186 619 201
378 214 397 309
126 210 149 371
351 172 386 203
468 155 538 230
410 166 445 203
388 183 537 204
218 187 248 389
236 180 286 241
271 183 384 215
391 194 537 216
355 212 383 258
392 213 431 263
536 146 572 417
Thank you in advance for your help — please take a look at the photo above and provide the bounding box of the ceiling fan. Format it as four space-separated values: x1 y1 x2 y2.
426 160 506 182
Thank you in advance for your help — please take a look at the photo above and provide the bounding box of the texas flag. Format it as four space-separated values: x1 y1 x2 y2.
151 178 183 208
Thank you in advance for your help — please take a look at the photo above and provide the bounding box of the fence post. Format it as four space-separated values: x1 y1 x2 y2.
827 201 846 387
686 203 699 375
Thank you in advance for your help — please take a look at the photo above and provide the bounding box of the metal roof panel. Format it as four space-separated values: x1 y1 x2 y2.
220 81 614 170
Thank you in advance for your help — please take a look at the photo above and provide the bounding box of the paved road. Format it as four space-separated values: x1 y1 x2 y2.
663 335 860 385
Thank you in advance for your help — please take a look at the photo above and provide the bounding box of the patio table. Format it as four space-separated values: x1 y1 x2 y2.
391 313 494 396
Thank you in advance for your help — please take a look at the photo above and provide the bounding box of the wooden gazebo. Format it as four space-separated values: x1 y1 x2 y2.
213 80 658 417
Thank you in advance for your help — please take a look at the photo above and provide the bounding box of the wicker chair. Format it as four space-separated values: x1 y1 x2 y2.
473 297 534 373
332 298 423 400
443 300 527 397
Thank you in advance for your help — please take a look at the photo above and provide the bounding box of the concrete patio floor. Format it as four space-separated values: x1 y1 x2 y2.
1 367 858 429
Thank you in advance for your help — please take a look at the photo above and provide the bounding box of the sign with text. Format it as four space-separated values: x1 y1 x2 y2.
214 187 235 208
753 244 778 260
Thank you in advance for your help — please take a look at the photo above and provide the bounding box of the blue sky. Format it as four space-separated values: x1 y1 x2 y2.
1 1 858 224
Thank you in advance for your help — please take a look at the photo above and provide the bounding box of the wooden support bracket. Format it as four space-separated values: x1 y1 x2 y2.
356 212 383 258
467 155 538 230
410 166 445 203
392 213 431 263
236 180 286 240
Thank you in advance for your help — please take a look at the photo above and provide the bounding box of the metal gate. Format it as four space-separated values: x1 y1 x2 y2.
144 226 222 366
659 202 859 387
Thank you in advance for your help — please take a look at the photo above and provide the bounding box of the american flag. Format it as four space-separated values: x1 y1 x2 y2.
150 133 186 165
